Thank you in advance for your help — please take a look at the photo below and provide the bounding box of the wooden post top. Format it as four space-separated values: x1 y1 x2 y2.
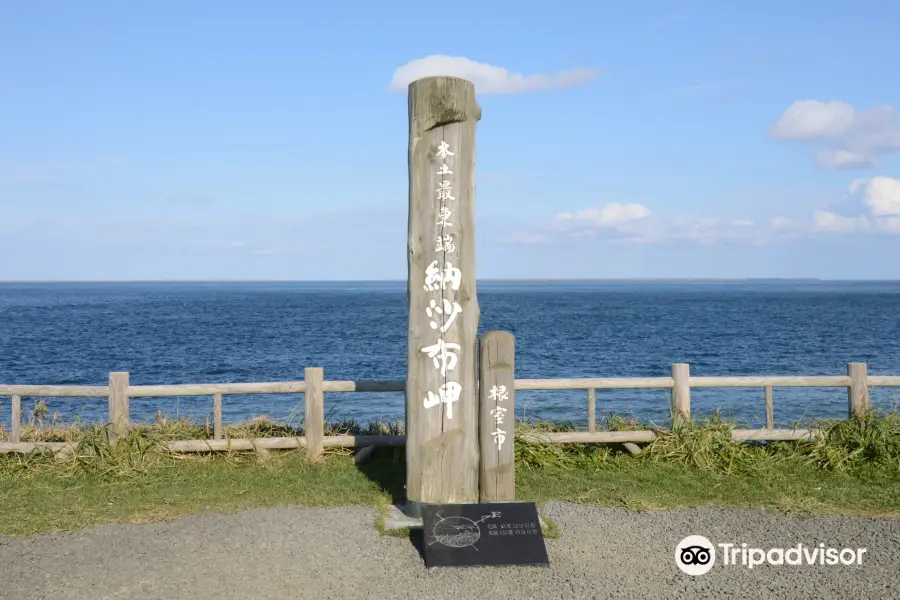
408 77 482 131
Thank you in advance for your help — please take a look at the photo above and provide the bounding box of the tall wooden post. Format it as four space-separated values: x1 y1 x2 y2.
108 371 130 444
405 76 481 517
671 363 691 427
305 367 324 459
848 362 869 418
479 331 515 502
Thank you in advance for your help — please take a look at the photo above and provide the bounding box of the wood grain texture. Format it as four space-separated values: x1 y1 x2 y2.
406 76 481 510
587 388 596 432
0 385 109 397
213 393 223 440
690 376 851 387
304 367 324 458
11 394 21 443
128 382 306 396
108 372 129 444
515 378 674 390
479 331 515 502
765 385 774 429
848 362 869 417
671 363 691 426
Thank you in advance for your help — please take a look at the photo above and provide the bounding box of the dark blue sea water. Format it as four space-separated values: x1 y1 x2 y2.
1 281 899 430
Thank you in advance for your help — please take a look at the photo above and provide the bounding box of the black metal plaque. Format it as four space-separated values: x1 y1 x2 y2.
421 502 550 568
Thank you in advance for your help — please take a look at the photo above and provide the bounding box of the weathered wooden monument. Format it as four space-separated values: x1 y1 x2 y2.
404 75 515 517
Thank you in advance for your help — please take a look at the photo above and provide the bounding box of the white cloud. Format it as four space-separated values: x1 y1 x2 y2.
857 176 900 216
811 210 871 233
553 203 651 227
252 248 279 255
815 148 875 170
512 181 900 246
770 216 797 230
770 100 900 170
389 55 598 95
770 100 856 139
505 233 550 245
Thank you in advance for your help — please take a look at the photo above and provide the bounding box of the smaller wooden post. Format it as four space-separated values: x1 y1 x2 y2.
479 331 515 502
304 367 324 458
671 363 691 427
587 388 596 433
213 393 223 440
11 395 21 443
764 386 774 429
108 372 130 444
848 362 869 418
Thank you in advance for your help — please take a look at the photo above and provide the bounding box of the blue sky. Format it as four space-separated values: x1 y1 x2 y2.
1 0 899 280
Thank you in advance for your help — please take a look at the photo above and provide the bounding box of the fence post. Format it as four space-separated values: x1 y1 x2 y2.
304 367 324 458
11 394 21 443
213 393 223 440
587 388 596 432
764 386 774 429
671 363 691 427
848 362 869 418
108 372 130 444
405 76 482 517
479 331 515 502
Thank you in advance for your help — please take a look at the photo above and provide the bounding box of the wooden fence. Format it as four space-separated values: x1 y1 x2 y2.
2 362 899 455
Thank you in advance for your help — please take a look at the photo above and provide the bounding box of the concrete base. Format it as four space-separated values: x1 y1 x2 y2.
383 504 423 531
381 504 548 532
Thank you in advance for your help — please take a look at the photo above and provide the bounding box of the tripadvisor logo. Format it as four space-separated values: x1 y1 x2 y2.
675 536 868 576
676 535 716 576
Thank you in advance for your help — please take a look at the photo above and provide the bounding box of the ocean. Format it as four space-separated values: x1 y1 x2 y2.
1 280 899 430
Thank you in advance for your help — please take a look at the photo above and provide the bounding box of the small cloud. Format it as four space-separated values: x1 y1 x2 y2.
732 219 755 227
229 241 246 248
815 148 875 170
855 176 900 217
770 100 900 170
770 216 797 230
811 210 871 233
389 55 598 95
252 248 279 255
553 203 651 227
769 100 856 140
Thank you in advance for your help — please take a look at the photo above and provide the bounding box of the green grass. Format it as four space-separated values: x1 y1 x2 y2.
2 411 899 537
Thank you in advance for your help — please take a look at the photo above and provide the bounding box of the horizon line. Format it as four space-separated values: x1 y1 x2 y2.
1 277 898 283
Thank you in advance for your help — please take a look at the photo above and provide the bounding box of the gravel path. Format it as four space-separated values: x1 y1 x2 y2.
2 503 898 599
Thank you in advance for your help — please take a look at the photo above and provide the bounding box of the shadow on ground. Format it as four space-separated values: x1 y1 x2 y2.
353 447 407 505
353 447 427 561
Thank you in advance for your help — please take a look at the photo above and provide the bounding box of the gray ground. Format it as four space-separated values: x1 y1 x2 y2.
2 503 897 600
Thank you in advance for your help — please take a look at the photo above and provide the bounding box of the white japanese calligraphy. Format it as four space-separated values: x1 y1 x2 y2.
435 233 455 253
490 406 507 425
436 141 455 158
437 206 453 227
423 382 462 419
423 260 462 291
436 180 455 202
426 298 462 333
489 385 509 403
436 164 453 175
420 339 460 376
491 428 506 451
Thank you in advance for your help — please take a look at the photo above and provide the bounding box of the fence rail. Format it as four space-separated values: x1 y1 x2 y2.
2 362 898 454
